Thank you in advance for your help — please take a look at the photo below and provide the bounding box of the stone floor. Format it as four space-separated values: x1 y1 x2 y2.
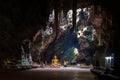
0 67 95 80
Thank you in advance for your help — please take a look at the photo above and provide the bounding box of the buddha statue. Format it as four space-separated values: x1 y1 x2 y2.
52 55 59 65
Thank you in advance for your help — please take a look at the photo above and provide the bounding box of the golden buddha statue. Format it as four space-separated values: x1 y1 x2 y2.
52 55 59 65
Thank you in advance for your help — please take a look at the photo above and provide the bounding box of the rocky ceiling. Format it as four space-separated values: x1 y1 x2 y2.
0 0 111 57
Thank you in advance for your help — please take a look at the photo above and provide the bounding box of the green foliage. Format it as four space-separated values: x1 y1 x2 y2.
86 25 94 42
63 47 76 63
87 25 94 32
86 35 92 42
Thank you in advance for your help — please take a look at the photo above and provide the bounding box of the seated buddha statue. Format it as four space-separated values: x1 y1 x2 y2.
52 55 59 65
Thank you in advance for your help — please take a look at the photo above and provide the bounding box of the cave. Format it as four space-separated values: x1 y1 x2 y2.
0 0 119 78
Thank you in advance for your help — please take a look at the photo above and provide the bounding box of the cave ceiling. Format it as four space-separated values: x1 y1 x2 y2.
0 0 111 56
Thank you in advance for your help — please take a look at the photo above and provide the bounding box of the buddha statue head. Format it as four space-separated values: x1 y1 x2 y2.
54 55 57 59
